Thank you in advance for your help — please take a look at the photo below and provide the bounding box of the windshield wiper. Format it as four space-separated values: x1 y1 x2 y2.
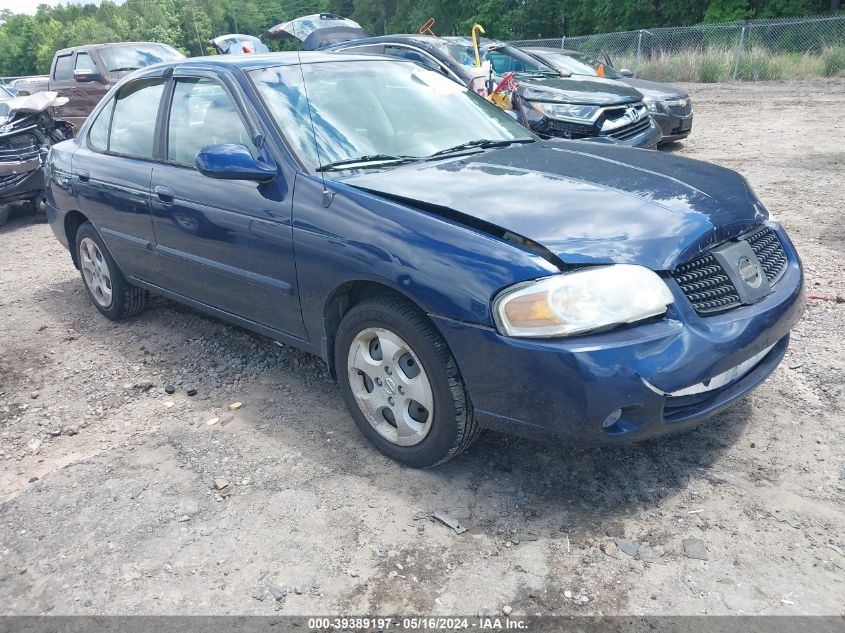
316 154 418 172
110 66 140 72
426 138 535 158
520 70 559 77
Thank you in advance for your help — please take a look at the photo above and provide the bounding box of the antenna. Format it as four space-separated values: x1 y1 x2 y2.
295 50 333 207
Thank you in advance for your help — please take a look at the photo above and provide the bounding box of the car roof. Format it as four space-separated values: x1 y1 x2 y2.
328 34 443 46
523 47 580 55
328 34 509 49
54 41 178 56
128 51 414 78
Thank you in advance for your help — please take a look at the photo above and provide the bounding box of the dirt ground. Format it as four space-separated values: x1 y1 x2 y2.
0 80 843 617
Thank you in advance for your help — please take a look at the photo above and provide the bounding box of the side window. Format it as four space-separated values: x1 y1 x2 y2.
75 52 95 73
87 98 114 151
54 55 74 81
166 78 251 167
486 51 527 74
338 44 384 55
108 79 164 158
384 46 441 72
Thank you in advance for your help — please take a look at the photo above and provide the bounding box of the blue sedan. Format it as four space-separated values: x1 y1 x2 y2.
45 52 804 467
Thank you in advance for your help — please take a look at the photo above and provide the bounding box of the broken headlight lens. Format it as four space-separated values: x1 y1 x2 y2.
530 102 599 122
493 265 674 338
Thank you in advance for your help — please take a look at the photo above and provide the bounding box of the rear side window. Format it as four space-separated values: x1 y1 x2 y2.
166 78 251 167
384 46 441 72
54 55 74 80
87 98 114 151
108 79 164 158
75 52 95 73
339 44 384 55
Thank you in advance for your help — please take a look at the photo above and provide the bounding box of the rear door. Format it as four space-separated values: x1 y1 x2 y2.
149 72 305 337
71 77 166 283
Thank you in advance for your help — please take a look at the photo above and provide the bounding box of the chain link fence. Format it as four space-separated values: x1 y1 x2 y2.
509 14 845 82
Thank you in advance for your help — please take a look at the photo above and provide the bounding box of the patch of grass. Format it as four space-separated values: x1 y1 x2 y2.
736 47 781 80
611 45 845 82
822 46 845 76
699 52 731 83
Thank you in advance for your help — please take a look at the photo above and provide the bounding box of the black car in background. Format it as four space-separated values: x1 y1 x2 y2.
524 48 693 144
306 31 660 148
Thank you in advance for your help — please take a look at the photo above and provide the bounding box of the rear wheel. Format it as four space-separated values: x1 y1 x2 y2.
75 221 148 320
335 294 479 467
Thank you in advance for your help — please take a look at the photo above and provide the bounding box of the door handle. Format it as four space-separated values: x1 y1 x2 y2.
154 185 175 204
76 169 89 182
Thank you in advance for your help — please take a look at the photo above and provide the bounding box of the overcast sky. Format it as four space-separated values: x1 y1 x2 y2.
1 0 117 16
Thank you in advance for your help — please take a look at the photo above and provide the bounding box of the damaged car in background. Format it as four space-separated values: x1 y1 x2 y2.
0 89 74 225
269 14 662 148
522 47 694 144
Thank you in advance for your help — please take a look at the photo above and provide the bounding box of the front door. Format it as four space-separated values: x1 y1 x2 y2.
149 76 305 338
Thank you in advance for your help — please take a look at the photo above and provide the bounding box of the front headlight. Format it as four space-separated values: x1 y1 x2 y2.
645 99 661 113
531 102 599 122
493 265 674 338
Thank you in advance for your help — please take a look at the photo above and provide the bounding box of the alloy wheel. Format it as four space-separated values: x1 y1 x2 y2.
346 327 434 447
79 237 113 308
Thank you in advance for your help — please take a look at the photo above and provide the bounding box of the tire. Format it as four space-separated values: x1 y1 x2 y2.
0 206 9 226
27 197 46 214
74 221 148 320
335 294 480 467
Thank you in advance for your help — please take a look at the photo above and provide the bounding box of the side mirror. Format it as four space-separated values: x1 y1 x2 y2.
74 68 101 82
195 144 276 182
619 68 634 78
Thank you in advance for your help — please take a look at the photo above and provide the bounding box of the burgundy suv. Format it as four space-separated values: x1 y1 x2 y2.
47 42 184 127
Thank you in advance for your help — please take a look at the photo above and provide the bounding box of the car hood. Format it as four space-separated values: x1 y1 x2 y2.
622 77 688 100
209 34 269 55
0 91 68 125
517 75 643 106
340 141 766 271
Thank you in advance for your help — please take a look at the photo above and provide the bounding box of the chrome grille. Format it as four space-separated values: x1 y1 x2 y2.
605 117 651 141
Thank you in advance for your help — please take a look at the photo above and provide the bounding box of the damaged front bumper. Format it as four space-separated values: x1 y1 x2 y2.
0 91 74 205
0 144 45 205
430 225 804 445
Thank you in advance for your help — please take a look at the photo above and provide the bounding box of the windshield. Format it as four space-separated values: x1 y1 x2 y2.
250 60 534 171
98 44 184 72
437 40 556 77
0 86 12 99
534 51 622 79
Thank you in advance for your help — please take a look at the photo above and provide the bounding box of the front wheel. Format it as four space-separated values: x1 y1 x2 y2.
335 294 479 467
75 221 148 320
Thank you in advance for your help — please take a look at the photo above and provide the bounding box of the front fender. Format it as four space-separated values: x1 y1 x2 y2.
291 172 558 344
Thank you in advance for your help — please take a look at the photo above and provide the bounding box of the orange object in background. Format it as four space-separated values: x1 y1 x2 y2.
419 18 436 37
597 63 605 77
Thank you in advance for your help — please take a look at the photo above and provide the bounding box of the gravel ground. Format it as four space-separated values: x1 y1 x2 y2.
0 80 843 617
